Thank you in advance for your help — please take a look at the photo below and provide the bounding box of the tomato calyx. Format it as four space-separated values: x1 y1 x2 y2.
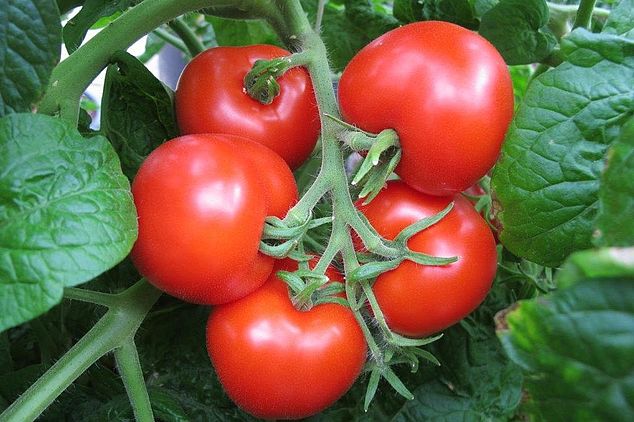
260 213 333 258
325 113 403 204
243 51 312 104
350 201 458 283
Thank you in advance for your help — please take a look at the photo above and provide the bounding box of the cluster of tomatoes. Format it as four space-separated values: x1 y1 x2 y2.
130 21 513 420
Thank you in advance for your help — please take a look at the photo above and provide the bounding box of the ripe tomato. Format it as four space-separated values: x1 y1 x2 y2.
175 45 321 169
131 134 297 305
207 259 367 419
339 21 514 196
356 181 497 337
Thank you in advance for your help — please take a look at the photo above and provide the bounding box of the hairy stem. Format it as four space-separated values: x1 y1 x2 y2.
114 339 154 422
0 280 161 422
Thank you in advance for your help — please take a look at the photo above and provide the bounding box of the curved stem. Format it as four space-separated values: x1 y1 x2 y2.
168 16 205 57
0 280 161 422
38 0 245 124
573 0 598 29
153 27 189 54
114 339 154 422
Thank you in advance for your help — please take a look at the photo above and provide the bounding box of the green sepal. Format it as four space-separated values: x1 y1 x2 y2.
383 367 414 400
276 271 306 295
408 347 441 366
388 333 444 348
406 251 458 266
394 202 454 243
348 258 404 282
363 368 382 411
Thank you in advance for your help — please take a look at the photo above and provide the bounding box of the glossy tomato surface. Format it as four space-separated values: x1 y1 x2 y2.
339 21 514 196
175 45 320 169
131 134 297 305
207 259 367 419
357 181 497 337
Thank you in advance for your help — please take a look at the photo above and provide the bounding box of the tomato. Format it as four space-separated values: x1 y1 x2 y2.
175 45 321 169
356 180 497 337
131 134 297 305
339 21 514 196
206 259 367 419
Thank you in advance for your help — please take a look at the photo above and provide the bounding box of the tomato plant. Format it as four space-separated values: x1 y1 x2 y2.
131 133 297 304
2 1 632 421
356 181 497 337
175 45 320 169
206 259 366 419
339 21 514 196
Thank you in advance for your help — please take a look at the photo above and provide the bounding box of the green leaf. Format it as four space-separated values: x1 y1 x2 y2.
344 0 399 41
0 0 61 116
395 324 523 420
603 0 634 38
479 0 557 65
422 0 479 30
393 0 423 23
491 28 634 267
0 113 137 332
473 0 499 18
205 16 281 47
101 51 178 180
63 0 137 53
595 117 634 247
556 247 634 289
500 277 634 420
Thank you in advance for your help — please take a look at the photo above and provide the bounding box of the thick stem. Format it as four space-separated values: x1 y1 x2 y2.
114 339 154 422
38 0 245 124
0 280 161 422
573 0 598 29
168 17 206 57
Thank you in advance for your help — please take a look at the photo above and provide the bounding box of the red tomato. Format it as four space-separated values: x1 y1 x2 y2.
339 21 514 196
175 45 321 169
356 181 497 337
131 134 297 305
207 259 367 419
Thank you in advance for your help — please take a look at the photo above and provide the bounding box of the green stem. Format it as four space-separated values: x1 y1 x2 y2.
64 287 117 307
168 16 205 57
114 339 154 422
340 236 384 365
0 280 161 422
29 318 58 364
153 27 189 54
573 0 598 29
547 2 609 22
38 0 245 124
315 0 327 32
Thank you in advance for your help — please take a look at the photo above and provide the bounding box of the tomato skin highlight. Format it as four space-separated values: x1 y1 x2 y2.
356 181 497 337
175 45 320 169
339 21 514 196
131 134 297 305
207 259 367 420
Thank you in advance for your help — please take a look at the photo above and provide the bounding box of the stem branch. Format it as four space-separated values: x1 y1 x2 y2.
114 339 155 422
0 280 161 422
